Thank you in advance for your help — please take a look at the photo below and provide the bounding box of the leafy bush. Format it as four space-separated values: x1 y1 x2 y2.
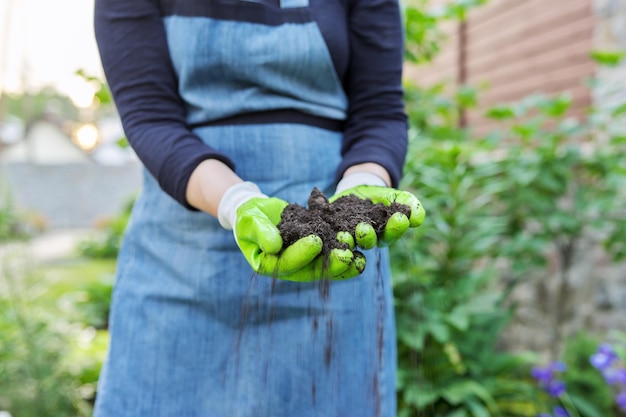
395 82 626 417
482 90 626 358
0 252 92 417
77 196 134 259
396 1 626 415
393 93 541 416
0 183 37 242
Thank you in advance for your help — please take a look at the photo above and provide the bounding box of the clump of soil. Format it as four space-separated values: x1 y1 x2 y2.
277 187 411 255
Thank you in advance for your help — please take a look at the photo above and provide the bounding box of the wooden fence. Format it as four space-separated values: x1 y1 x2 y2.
406 0 597 134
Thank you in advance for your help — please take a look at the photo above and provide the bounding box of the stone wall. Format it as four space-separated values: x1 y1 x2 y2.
502 236 626 359
1 161 143 229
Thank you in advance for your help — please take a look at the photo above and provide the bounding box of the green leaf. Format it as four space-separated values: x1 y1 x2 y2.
539 94 572 117
457 85 478 108
567 392 604 417
611 135 626 145
467 399 492 417
590 49 626 66
404 384 440 408
612 102 626 117
485 105 516 120
446 409 469 417
446 306 470 331
441 380 489 405
511 122 539 139
398 325 425 350
116 136 129 149
427 321 451 343
462 292 502 314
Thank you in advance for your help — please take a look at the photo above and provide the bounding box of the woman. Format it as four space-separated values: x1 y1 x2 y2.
93 0 424 416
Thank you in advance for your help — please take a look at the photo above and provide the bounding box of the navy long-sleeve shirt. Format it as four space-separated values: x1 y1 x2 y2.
94 0 408 209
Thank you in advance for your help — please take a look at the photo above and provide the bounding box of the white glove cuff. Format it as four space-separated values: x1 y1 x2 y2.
335 171 388 194
217 181 267 230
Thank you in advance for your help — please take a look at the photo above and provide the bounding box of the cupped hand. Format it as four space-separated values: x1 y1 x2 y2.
234 197 365 282
328 185 425 249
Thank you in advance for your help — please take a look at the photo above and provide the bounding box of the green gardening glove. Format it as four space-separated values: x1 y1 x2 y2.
219 182 364 282
329 181 425 249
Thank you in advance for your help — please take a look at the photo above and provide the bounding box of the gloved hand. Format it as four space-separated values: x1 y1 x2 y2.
329 172 425 249
218 182 364 282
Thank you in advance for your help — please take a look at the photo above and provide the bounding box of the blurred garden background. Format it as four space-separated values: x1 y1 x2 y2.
1 0 626 416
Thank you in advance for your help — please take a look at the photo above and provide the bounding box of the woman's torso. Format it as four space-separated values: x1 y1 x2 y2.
159 0 351 128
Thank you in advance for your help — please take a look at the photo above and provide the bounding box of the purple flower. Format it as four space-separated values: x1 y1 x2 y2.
551 361 567 372
618 369 626 385
532 366 554 385
602 367 626 385
546 379 566 397
553 405 569 417
617 392 626 412
532 362 567 384
590 343 619 370
532 362 568 397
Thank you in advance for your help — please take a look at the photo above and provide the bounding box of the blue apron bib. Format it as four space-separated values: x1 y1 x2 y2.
94 2 397 416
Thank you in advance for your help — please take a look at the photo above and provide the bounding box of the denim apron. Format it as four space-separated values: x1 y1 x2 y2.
94 1 397 416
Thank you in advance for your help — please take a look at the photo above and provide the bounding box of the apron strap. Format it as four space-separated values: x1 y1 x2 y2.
239 0 308 8
280 0 308 8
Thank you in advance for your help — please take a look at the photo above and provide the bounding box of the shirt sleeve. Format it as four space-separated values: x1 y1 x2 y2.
337 0 408 188
94 0 236 209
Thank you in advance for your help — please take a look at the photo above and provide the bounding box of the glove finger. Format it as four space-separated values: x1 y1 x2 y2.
272 248 362 282
276 268 319 282
246 235 322 277
410 201 426 228
277 234 324 273
392 192 425 228
324 248 354 277
336 231 355 249
379 212 410 246
272 248 347 282
333 251 366 280
355 222 377 249
334 186 425 229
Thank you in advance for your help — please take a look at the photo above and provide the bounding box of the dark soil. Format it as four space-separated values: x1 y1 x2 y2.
277 187 411 255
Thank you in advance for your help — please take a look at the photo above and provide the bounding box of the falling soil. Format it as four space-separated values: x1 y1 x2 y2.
277 187 411 256
274 187 406 413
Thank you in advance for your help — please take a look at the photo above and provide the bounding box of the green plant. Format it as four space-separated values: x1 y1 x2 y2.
529 331 626 417
483 91 626 358
395 82 626 416
587 332 626 415
403 0 488 64
563 332 618 416
396 3 626 414
41 258 116 406
396 69 536 417
393 117 540 417
78 195 134 259
0 251 92 417
394 2 546 415
0 183 32 242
